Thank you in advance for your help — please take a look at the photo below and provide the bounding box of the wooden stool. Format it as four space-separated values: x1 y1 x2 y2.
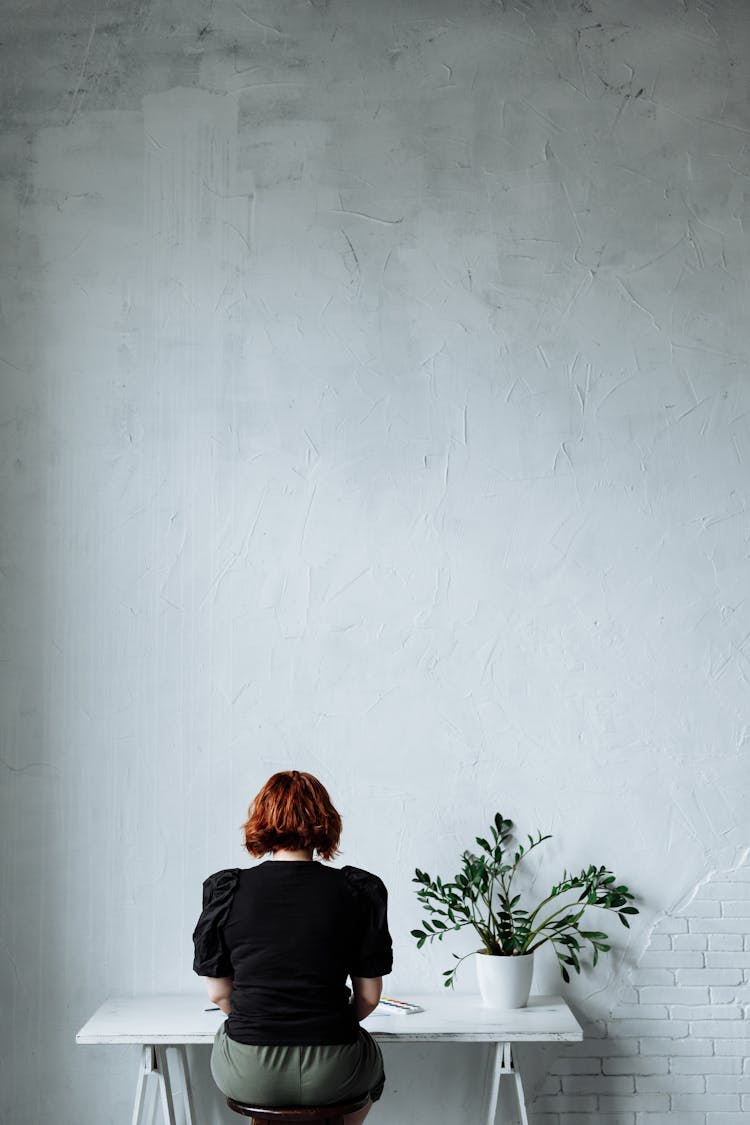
225 1094 370 1125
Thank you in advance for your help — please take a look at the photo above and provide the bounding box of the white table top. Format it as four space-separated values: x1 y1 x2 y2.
76 993 583 1045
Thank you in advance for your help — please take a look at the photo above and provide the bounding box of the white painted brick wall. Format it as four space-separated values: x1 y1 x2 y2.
528 860 750 1125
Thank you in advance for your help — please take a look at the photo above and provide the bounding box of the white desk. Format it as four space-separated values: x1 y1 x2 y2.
76 993 582 1125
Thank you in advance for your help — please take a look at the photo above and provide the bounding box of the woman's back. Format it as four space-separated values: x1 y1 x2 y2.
194 861 392 1046
193 770 391 1122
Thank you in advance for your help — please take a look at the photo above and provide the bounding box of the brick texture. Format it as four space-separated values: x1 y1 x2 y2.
527 860 750 1124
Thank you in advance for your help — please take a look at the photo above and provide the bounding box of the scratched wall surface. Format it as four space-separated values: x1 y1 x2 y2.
1 1 749 1123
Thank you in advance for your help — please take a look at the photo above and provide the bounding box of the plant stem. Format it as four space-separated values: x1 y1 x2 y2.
479 881 503 946
525 890 563 929
526 904 586 945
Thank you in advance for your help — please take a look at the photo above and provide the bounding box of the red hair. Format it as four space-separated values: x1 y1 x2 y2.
243 771 342 860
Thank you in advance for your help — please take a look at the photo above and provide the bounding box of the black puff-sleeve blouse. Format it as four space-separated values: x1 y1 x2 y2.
192 867 240 978
340 865 393 979
192 862 393 1045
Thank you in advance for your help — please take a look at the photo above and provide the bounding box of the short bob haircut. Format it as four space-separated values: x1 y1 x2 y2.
243 770 342 860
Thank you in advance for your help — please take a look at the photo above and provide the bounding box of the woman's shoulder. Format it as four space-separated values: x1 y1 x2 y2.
339 864 389 901
202 866 242 886
200 867 242 906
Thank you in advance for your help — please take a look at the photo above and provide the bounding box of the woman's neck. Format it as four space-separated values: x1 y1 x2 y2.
271 847 314 862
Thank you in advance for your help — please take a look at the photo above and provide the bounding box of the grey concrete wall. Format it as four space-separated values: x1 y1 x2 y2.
2 1 749 1122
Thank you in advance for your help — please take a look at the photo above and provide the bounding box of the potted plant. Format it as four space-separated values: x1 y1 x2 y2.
412 813 638 1008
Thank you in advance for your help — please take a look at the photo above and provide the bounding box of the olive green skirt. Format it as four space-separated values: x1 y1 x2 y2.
210 1023 386 1106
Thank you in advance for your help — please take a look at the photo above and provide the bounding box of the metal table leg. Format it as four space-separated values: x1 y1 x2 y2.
172 1045 197 1125
483 1042 529 1125
130 1046 152 1125
130 1045 178 1125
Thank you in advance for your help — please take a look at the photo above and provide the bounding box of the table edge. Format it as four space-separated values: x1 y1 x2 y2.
77 1030 584 1045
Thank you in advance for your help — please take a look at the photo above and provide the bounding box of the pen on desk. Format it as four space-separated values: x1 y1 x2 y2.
205 1006 220 1011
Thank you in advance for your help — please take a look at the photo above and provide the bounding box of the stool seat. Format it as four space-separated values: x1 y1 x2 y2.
226 1094 370 1124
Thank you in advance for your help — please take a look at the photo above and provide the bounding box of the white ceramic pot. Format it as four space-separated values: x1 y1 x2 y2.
475 951 534 1008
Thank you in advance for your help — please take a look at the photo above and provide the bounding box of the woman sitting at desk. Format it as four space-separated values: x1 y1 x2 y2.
193 770 392 1124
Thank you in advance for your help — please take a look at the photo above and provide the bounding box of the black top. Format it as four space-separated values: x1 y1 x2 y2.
192 862 393 1045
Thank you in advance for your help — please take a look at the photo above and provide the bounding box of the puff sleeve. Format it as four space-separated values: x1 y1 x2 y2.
192 868 240 977
342 865 393 978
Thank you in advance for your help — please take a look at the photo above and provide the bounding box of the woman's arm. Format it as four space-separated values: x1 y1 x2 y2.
351 975 382 1021
205 976 233 1015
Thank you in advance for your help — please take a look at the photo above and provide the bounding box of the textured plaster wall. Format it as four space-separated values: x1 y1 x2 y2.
1 1 749 1123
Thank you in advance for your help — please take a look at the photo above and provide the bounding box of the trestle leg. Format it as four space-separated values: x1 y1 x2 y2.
482 1042 529 1125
